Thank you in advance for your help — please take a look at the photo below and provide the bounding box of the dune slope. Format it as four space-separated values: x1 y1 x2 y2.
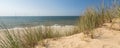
36 18 120 48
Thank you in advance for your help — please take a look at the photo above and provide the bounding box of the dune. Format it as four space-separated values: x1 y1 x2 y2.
1 18 120 48
35 18 120 48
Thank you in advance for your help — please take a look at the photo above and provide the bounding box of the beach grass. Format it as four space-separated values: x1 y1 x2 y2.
0 26 65 48
0 25 23 48
0 25 74 48
77 2 115 38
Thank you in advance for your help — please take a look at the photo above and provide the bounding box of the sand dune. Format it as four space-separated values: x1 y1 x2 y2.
1 19 120 48
36 18 120 48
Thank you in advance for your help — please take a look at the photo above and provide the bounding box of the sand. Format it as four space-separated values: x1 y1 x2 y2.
35 18 120 48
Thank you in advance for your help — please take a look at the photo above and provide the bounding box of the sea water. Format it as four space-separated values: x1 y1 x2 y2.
0 16 79 28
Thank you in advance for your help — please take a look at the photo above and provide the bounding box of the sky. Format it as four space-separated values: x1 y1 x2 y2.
0 0 115 16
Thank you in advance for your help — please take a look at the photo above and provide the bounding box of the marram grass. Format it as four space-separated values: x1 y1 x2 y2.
0 26 63 48
0 25 73 48
77 4 115 38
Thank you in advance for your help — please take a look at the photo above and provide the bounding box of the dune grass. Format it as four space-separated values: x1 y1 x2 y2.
77 2 116 38
0 26 64 48
78 8 99 38
0 25 23 48
22 27 43 48
0 25 74 48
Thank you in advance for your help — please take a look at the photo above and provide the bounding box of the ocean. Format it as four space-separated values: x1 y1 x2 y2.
0 16 79 28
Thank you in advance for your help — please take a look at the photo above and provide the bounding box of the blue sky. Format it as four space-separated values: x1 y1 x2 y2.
0 0 114 16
